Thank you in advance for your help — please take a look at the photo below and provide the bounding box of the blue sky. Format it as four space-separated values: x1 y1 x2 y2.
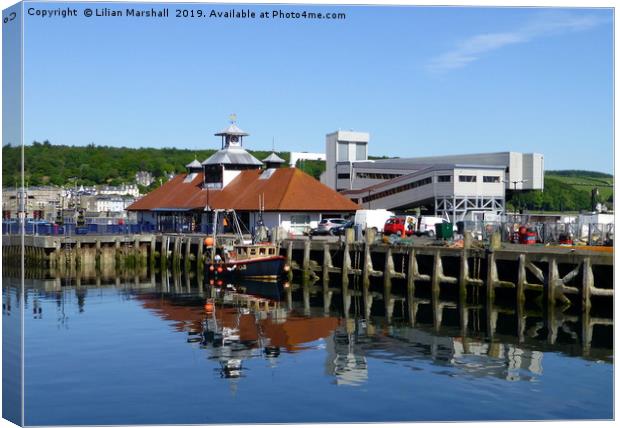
17 3 614 172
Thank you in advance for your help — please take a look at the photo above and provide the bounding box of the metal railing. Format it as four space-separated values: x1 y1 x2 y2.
461 220 614 246
2 221 156 236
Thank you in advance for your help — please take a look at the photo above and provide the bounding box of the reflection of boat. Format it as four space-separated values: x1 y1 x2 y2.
200 290 275 379
234 279 284 301
197 285 341 379
205 210 288 282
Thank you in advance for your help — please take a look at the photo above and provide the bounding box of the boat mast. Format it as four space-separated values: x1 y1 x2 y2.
211 209 219 263
229 209 244 244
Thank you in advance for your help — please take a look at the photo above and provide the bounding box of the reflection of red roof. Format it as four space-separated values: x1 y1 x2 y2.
261 317 340 351
137 294 339 349
139 296 204 332
127 168 360 212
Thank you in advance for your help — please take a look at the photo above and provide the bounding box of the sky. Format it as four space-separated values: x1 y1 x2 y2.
8 2 615 172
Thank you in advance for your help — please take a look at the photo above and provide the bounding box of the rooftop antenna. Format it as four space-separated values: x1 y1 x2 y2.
272 137 275 153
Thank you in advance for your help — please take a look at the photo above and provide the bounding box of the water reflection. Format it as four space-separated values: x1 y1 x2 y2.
10 268 613 388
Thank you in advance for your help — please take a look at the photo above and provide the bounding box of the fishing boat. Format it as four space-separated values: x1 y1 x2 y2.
208 242 288 281
206 209 288 282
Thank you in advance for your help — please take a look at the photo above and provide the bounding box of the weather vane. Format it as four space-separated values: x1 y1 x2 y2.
229 113 237 124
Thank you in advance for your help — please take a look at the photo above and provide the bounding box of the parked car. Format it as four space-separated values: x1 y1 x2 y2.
331 220 354 236
310 218 349 236
383 216 416 236
354 209 395 234
416 216 453 238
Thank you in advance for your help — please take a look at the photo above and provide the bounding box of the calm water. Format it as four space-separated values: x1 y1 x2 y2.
3 271 614 425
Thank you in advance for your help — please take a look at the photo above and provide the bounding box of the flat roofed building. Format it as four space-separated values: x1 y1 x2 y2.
342 164 505 221
2 186 62 221
325 130 370 190
325 130 544 221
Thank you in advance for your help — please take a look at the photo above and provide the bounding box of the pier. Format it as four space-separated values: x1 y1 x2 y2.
4 233 612 320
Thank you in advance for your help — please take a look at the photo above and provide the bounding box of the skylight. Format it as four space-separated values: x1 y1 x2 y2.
259 168 276 180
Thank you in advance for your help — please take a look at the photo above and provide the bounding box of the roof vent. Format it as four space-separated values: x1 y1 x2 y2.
259 168 276 180
183 172 198 183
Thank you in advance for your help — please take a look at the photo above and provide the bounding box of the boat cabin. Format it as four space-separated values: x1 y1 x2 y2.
233 244 279 260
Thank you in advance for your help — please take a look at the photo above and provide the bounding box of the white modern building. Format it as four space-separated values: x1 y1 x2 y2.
83 195 135 214
323 130 544 221
324 130 370 190
97 184 141 198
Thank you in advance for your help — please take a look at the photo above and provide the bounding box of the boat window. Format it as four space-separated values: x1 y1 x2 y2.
250 248 257 256
269 248 275 255
259 248 266 255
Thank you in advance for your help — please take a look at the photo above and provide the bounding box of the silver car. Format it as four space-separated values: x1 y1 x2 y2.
310 218 349 236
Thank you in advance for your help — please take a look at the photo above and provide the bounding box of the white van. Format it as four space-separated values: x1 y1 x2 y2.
417 216 450 237
354 209 395 233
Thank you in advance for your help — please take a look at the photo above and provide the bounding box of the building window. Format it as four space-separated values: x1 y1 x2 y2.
337 173 350 179
483 176 500 183
355 143 366 161
356 172 402 180
459 175 477 182
360 176 432 203
338 142 349 161
437 175 452 182
204 165 223 184
291 214 310 225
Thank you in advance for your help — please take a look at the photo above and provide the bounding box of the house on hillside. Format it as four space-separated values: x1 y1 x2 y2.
126 118 360 234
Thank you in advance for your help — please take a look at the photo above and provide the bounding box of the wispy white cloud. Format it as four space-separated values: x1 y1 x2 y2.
427 12 608 73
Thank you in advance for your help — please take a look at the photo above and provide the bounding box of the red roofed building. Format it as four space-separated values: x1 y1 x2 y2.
127 117 360 234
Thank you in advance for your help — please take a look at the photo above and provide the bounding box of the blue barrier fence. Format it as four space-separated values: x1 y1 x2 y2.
2 222 157 236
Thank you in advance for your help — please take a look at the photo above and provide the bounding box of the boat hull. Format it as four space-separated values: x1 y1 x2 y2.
207 256 286 281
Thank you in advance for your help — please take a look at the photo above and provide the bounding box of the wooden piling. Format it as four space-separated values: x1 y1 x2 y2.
95 239 102 271
432 251 442 296
172 237 181 271
406 249 417 326
322 243 331 291
517 254 526 304
196 238 204 280
302 239 311 272
341 242 351 317
486 251 497 303
160 236 168 271
547 258 559 309
75 241 81 270
134 236 141 267
459 248 469 300
582 257 593 312
149 236 156 270
184 237 192 271
362 241 372 319
384 248 394 322
114 238 121 270
286 241 294 282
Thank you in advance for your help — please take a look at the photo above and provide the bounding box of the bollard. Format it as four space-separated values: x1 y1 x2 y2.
365 227 377 244
345 227 355 244
463 231 473 249
490 231 502 251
